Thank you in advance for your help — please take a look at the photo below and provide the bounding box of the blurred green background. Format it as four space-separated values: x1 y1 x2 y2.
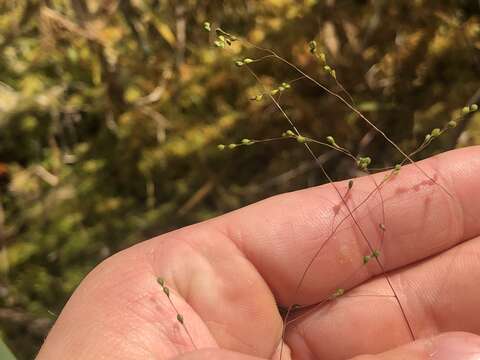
0 1 479 358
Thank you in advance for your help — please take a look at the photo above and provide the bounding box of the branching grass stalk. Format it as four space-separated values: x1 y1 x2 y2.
241 64 416 358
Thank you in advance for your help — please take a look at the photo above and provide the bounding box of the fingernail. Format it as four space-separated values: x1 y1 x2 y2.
430 333 480 360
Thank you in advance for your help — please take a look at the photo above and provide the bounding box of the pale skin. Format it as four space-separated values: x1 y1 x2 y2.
37 146 480 360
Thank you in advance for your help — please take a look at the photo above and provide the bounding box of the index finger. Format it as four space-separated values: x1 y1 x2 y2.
213 146 480 305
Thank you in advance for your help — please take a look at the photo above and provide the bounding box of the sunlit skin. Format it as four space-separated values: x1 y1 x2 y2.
38 146 480 360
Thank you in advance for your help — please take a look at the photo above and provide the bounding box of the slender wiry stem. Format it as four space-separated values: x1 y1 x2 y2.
157 278 197 349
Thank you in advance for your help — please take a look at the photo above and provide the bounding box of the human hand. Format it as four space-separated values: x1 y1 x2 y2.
37 146 480 360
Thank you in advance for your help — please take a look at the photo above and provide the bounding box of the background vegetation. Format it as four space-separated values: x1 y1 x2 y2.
0 1 479 358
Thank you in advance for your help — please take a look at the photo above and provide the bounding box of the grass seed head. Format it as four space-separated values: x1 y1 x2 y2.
348 179 354 189
326 136 336 145
447 120 457 128
431 128 441 138
296 135 307 143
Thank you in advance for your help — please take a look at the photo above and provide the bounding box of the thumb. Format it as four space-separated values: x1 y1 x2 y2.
351 332 480 360
173 348 264 360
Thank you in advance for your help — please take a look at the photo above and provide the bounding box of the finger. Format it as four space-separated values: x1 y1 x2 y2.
174 348 266 360
213 146 480 304
285 235 480 359
350 332 480 360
